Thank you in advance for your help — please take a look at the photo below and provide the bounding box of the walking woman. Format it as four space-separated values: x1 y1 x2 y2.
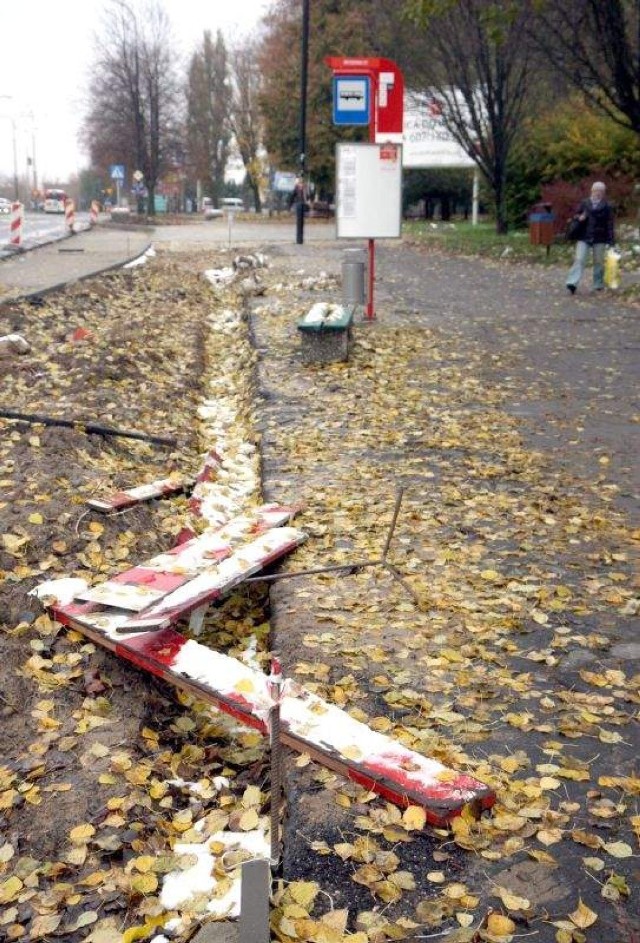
566 181 615 294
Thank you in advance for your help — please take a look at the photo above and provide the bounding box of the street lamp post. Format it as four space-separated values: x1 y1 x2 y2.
295 0 310 245
0 96 19 201
11 116 18 201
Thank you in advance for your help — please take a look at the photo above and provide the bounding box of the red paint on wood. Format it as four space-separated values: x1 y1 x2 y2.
116 627 188 667
121 534 303 631
195 450 224 483
49 604 495 821
112 568 188 592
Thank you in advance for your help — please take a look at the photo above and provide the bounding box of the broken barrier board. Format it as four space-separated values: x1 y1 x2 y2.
42 604 494 825
54 507 303 632
86 475 195 513
75 504 299 612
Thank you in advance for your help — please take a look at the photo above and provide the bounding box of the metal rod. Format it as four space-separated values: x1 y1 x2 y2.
383 562 422 606
268 657 284 867
243 559 382 583
116 624 165 634
0 409 177 447
382 487 404 562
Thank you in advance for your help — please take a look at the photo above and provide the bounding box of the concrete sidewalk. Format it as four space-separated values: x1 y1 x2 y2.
0 226 152 303
249 239 640 943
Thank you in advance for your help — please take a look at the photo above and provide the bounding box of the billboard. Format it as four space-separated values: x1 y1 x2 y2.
401 93 475 170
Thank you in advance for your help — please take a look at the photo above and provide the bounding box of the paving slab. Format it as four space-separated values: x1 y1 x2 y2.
0 225 152 302
191 922 238 943
248 238 640 942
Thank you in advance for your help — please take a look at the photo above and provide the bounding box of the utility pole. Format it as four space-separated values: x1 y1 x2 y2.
0 96 19 201
11 115 18 201
295 0 310 245
29 112 38 197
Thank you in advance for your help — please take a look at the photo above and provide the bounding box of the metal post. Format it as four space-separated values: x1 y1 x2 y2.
296 0 310 245
268 656 284 866
239 859 270 943
31 122 38 196
366 238 375 320
11 117 18 203
366 75 378 320
472 167 479 227
0 97 19 202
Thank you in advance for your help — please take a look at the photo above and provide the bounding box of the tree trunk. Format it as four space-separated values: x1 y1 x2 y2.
251 180 262 214
493 165 508 234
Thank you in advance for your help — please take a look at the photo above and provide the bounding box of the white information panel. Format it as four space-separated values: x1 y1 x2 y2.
336 143 402 239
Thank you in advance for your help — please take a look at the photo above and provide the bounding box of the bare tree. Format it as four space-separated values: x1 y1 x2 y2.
186 30 232 207
84 0 181 214
532 0 640 134
405 0 535 233
229 41 265 213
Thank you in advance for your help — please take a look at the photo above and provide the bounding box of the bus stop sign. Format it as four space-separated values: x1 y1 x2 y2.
333 76 370 125
325 57 404 139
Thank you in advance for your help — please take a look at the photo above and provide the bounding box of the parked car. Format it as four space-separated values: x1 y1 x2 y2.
0 198 11 215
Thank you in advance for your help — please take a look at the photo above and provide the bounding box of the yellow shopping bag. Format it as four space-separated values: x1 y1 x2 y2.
604 248 620 289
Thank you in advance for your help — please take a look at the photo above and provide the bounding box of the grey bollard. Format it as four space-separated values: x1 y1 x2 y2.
239 858 270 943
342 249 366 306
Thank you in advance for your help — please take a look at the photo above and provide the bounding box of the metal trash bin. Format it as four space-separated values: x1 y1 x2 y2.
528 202 555 247
342 249 366 306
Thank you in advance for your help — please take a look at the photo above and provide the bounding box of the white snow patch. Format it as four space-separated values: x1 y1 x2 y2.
30 577 88 606
160 830 269 916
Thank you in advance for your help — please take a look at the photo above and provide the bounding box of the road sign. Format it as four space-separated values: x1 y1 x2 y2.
333 76 370 126
273 171 297 193
132 169 144 182
110 164 125 181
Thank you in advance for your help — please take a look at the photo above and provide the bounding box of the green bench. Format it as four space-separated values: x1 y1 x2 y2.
297 303 355 363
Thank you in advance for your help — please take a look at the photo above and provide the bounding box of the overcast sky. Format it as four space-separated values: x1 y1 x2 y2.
0 0 269 185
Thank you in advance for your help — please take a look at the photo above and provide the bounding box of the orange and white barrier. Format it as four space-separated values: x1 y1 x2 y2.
64 198 75 233
10 202 23 246
90 200 99 226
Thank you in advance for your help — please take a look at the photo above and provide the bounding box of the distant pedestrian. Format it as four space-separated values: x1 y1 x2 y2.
289 177 307 212
566 181 615 294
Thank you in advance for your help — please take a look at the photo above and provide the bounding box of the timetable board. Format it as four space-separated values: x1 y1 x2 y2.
336 142 403 240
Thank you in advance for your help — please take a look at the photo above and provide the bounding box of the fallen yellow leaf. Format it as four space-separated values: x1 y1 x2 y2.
569 898 598 929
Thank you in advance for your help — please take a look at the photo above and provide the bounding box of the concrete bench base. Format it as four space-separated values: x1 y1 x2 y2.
297 303 354 363
299 326 352 363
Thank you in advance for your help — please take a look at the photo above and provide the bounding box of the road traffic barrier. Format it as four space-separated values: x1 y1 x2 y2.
64 198 75 233
90 200 99 225
10 202 22 246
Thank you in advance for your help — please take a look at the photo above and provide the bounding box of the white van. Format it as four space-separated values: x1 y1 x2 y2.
221 198 244 211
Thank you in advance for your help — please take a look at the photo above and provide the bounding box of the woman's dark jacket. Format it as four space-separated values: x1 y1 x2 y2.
576 199 615 245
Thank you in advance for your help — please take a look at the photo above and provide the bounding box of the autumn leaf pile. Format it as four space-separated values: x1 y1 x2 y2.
0 243 638 943
249 255 639 942
0 253 282 941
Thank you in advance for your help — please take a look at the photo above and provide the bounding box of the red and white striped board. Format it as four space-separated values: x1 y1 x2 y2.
86 475 195 513
10 202 23 246
65 198 75 233
43 608 495 824
64 505 303 630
